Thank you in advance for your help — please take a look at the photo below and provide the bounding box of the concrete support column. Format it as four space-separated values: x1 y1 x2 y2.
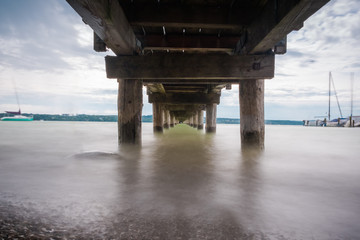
193 113 198 128
117 79 142 144
206 103 217 133
198 110 204 130
164 110 170 129
189 116 194 127
239 79 264 149
153 102 163 133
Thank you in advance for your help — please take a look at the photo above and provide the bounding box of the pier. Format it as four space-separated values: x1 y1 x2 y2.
67 0 329 149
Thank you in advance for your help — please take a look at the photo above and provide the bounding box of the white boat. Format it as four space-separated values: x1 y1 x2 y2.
1 110 33 121
1 114 33 121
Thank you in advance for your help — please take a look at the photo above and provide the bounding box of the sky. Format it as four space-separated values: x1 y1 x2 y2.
0 0 359 120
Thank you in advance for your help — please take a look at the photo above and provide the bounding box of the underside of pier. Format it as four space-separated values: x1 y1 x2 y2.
67 0 329 149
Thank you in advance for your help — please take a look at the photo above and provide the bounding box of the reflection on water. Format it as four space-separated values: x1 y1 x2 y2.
0 122 360 239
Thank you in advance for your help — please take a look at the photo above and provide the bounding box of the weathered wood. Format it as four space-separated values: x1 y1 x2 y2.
93 31 106 52
164 110 170 129
170 113 175 127
143 79 243 84
117 79 142 144
146 84 165 94
105 54 274 80
148 93 220 105
152 102 163 133
66 0 140 55
198 110 204 130
206 104 217 133
193 113 198 128
240 0 330 54
122 3 255 29
239 79 264 149
138 34 242 50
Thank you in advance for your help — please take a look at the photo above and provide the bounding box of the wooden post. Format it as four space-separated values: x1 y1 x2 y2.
206 104 217 133
193 113 198 128
117 79 142 144
170 112 175 127
153 102 163 133
198 110 204 130
239 79 264 149
164 110 170 129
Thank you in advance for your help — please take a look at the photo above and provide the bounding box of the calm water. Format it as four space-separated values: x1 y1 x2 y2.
0 122 359 239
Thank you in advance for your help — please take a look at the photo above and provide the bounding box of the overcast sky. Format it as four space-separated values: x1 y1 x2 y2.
0 0 359 120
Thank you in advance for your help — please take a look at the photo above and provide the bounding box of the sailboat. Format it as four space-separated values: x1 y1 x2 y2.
1 109 33 121
1 80 33 121
304 72 350 127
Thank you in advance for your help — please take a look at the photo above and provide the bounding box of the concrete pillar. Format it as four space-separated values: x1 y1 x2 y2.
189 116 194 127
206 103 217 133
198 110 204 130
153 102 163 133
193 113 198 128
239 79 264 149
117 79 142 144
164 110 170 129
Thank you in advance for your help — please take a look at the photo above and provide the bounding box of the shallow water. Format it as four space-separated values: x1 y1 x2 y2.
0 122 359 239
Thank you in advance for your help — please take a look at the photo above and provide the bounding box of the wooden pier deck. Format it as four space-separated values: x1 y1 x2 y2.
67 0 329 149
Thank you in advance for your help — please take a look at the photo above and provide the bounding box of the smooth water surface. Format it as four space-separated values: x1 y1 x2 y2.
0 122 359 239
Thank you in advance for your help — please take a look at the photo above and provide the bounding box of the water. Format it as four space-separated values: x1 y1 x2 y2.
0 122 359 239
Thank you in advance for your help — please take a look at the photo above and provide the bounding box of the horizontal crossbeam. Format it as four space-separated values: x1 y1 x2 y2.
106 54 274 79
148 93 220 104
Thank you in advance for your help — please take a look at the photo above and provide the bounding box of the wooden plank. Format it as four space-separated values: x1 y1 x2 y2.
106 54 274 79
241 0 330 54
66 0 140 55
148 93 220 105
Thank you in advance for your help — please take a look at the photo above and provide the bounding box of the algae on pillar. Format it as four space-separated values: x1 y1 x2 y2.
117 79 142 144
206 104 217 133
239 79 264 149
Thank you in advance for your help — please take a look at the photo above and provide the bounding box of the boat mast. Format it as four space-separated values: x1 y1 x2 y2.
328 72 331 121
12 78 21 114
351 72 354 117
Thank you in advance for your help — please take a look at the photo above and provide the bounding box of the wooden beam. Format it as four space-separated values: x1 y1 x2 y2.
138 34 241 50
143 79 242 84
148 93 220 105
241 0 330 54
121 3 255 29
145 84 165 94
66 0 140 55
106 54 274 79
93 31 106 52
